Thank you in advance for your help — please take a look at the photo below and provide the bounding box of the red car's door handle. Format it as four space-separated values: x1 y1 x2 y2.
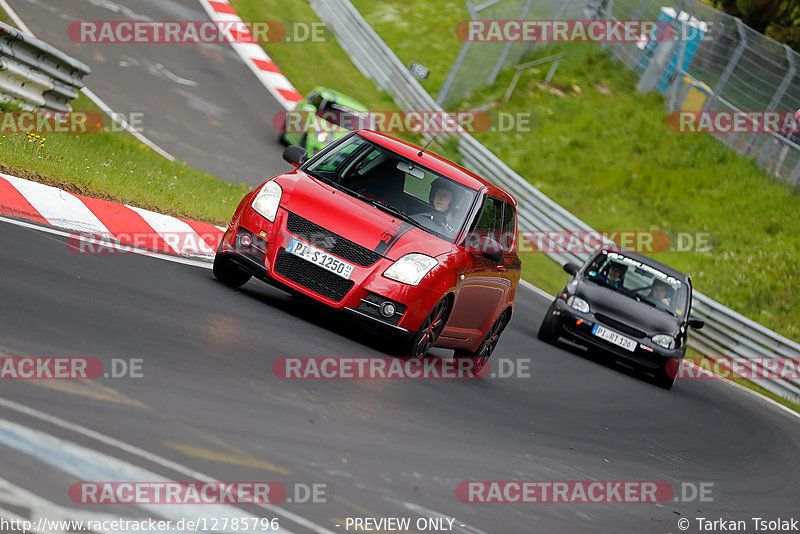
496 265 506 272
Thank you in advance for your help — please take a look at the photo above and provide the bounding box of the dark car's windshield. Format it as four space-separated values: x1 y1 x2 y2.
583 251 689 316
303 134 478 242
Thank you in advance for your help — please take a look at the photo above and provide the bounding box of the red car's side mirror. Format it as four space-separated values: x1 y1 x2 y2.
282 145 307 167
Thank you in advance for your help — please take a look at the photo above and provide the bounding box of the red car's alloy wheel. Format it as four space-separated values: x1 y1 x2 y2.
457 312 509 376
411 299 451 359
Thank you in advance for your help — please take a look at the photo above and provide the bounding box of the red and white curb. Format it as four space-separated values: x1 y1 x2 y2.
198 0 304 110
0 173 225 259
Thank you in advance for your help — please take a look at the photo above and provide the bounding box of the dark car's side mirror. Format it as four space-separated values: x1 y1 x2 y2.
688 316 705 329
282 145 308 167
563 262 580 276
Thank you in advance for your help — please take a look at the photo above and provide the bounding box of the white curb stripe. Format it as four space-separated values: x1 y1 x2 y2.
197 0 303 111
127 205 217 256
3 175 111 235
0 173 222 259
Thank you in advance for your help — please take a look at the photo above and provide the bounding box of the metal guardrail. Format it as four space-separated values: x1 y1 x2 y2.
311 0 800 402
0 22 90 112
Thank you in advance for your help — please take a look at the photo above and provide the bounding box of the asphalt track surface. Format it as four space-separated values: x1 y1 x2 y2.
6 0 288 186
2 1 800 533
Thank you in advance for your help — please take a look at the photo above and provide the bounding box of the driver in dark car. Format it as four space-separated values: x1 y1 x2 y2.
646 280 672 308
601 261 627 289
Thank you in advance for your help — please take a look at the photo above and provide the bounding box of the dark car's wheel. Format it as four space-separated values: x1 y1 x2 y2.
213 242 251 288
654 358 680 390
401 298 452 359
454 311 510 376
537 304 560 343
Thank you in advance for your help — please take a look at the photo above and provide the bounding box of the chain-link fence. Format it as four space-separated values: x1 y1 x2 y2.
438 0 800 184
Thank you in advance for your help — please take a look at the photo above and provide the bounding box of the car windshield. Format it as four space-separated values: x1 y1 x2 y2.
303 134 478 242
318 100 376 130
583 251 689 316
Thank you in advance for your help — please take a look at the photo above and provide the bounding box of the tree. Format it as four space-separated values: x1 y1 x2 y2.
711 0 800 51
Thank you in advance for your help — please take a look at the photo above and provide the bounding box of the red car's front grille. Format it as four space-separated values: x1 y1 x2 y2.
286 212 383 267
274 250 355 302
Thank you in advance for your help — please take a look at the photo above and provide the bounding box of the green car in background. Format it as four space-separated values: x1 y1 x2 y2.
280 87 374 157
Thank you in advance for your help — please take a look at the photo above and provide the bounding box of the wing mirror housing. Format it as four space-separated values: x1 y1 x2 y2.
563 262 580 276
282 145 308 167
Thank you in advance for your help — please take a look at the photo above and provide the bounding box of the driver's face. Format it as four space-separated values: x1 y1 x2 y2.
653 286 666 298
433 188 453 212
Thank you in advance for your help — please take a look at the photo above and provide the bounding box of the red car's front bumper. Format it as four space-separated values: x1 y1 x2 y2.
220 206 445 335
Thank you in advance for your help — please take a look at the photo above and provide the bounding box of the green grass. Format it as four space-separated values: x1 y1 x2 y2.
230 0 423 146
0 95 249 224
0 8 12 26
350 2 800 345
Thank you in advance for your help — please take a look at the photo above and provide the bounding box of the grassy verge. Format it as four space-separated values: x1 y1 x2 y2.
0 7 12 26
0 96 249 224
230 0 427 147
0 7 248 224
352 1 800 345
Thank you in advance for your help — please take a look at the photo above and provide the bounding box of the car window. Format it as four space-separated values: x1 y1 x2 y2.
307 135 362 172
501 201 516 252
306 92 322 108
303 134 478 243
583 251 688 316
469 196 514 252
317 100 375 130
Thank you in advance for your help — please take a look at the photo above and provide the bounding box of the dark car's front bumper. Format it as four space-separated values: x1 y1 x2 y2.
548 298 684 369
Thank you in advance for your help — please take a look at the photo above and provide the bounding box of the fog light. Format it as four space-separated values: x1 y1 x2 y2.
239 234 252 247
380 302 397 317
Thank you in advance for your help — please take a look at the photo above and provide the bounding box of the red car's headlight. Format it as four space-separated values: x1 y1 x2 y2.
252 181 282 222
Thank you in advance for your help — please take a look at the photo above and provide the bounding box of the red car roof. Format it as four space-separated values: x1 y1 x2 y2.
356 129 517 206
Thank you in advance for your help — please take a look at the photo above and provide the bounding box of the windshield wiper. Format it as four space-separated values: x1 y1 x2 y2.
307 172 424 230
361 196 424 229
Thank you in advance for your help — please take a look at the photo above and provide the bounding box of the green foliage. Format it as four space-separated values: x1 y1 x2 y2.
708 0 800 50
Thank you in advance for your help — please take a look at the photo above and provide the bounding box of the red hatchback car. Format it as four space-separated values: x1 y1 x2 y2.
214 130 520 368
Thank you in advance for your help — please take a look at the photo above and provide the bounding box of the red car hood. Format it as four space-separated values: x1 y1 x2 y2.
274 172 456 261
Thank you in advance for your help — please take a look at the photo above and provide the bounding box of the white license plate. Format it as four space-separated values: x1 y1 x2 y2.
286 238 355 280
592 324 637 352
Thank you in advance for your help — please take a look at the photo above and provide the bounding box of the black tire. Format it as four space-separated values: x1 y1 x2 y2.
454 311 510 376
213 242 251 288
537 304 560 343
654 360 678 390
400 298 452 359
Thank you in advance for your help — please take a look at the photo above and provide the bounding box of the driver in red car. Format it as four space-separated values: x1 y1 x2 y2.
423 179 458 234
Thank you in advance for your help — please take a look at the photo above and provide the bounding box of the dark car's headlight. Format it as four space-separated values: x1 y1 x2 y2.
566 295 590 314
252 181 282 222
651 334 676 349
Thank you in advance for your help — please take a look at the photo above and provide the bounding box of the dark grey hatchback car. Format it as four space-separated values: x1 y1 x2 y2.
537 249 704 389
